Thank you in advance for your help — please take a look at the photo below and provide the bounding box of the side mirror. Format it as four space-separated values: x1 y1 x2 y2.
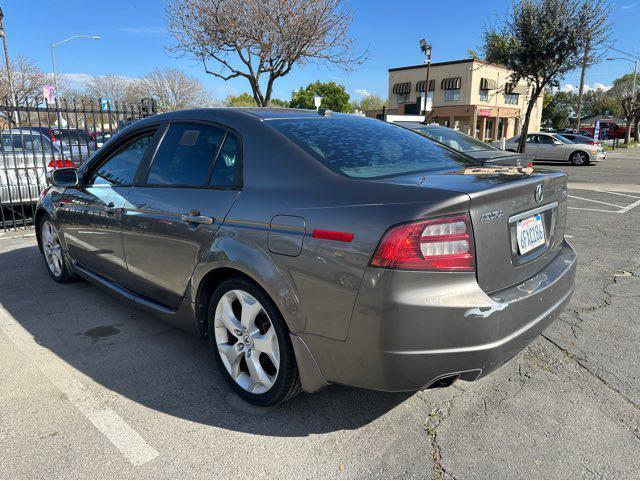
51 168 79 188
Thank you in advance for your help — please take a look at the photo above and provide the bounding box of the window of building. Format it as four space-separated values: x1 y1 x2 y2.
444 89 460 102
479 90 489 102
397 92 410 104
504 93 519 105
147 123 226 186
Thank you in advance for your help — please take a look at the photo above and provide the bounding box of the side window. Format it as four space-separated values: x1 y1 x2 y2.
526 135 537 143
147 123 226 186
210 135 239 188
91 133 155 186
538 135 554 144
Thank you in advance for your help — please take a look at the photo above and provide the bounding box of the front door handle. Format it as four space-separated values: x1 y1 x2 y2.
181 210 213 225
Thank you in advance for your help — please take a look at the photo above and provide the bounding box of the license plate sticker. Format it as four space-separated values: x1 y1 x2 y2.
516 214 545 255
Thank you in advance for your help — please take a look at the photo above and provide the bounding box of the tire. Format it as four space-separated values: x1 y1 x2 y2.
570 151 589 166
38 214 74 283
207 276 301 406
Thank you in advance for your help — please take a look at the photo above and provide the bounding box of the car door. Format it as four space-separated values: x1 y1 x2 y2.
534 134 557 160
523 134 540 157
121 121 241 309
57 128 159 285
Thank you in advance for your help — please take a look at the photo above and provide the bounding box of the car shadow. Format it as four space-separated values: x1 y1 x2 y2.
0 243 411 437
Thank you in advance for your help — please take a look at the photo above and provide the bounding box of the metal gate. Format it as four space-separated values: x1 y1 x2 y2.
0 97 157 231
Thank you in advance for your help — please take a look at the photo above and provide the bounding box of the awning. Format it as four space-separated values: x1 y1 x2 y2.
480 78 497 90
505 83 528 95
416 79 435 92
392 82 411 94
441 77 462 90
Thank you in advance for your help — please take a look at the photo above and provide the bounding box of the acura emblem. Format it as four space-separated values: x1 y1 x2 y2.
534 184 544 203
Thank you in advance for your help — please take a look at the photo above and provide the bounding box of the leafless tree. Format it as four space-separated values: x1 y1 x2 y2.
0 54 50 104
166 0 366 106
138 67 209 110
84 74 141 105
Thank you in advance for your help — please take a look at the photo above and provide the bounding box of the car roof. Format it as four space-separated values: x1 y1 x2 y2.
152 107 341 122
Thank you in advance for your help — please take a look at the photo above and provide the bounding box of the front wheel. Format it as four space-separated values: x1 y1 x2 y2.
207 277 301 406
39 216 73 283
570 151 589 166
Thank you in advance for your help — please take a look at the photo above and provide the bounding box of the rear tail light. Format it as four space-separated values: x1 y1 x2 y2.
371 214 475 271
48 159 74 169
527 161 533 168
50 132 57 143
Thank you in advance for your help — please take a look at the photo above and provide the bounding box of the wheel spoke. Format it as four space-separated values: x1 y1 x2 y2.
238 292 263 330
246 351 272 389
252 326 279 366
218 344 243 380
218 295 241 334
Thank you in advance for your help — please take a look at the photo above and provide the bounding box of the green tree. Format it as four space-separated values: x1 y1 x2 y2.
289 81 352 112
581 88 621 118
609 73 640 142
542 90 576 128
224 93 256 107
483 0 611 152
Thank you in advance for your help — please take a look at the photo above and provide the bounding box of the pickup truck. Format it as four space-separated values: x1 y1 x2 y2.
582 122 633 140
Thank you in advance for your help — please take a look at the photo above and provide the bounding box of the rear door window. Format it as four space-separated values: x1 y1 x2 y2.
268 116 474 179
147 123 226 186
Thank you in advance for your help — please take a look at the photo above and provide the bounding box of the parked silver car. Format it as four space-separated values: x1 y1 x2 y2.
493 132 606 165
0 129 72 206
36 109 577 405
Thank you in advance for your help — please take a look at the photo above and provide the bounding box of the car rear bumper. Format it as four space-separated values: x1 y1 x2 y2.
300 240 576 392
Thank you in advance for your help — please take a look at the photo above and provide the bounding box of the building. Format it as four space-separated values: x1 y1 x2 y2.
384 58 544 141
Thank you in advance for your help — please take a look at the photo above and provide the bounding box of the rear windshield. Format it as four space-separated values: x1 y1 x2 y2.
413 126 497 153
268 116 475 178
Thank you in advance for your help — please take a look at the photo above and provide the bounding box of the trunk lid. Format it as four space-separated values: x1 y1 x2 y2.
379 166 568 293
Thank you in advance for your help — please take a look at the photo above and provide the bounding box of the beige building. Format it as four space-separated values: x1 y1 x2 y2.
385 59 543 141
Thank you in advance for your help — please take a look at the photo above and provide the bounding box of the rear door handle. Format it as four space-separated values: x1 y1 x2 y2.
181 210 213 225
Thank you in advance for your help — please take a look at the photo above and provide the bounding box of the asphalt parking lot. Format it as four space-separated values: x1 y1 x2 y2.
1 149 639 479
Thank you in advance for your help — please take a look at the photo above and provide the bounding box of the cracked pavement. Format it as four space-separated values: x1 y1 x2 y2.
0 150 639 478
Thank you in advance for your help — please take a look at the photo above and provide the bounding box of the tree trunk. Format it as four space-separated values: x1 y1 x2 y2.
625 117 632 145
575 41 589 130
634 118 639 142
517 94 539 153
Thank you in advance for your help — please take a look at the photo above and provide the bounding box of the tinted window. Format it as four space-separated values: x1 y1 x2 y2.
269 117 474 179
415 126 496 153
538 135 555 144
147 123 226 186
92 133 155 186
210 135 239 187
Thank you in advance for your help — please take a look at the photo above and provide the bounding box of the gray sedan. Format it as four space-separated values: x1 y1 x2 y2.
494 132 606 165
36 109 577 405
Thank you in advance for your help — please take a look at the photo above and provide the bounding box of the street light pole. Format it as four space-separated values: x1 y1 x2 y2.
50 35 101 98
0 8 18 123
419 39 432 120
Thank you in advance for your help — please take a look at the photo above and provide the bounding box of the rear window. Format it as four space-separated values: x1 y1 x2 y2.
414 126 497 153
269 117 475 178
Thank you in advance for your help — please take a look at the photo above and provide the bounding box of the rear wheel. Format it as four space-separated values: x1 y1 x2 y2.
207 277 301 406
39 216 73 283
570 151 589 166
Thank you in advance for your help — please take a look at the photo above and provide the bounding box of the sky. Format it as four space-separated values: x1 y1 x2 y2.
4 0 640 102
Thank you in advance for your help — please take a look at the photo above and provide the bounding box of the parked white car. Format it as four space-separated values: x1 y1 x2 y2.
492 132 606 166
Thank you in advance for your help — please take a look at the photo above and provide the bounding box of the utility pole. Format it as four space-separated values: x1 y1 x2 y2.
0 8 18 124
575 40 590 131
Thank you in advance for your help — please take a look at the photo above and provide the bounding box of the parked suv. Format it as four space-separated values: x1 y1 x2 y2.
36 109 577 405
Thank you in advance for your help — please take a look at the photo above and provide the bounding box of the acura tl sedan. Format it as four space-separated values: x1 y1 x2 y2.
494 132 606 165
36 109 577 406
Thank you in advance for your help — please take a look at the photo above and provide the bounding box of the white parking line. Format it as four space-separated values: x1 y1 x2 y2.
0 304 159 466
567 194 625 209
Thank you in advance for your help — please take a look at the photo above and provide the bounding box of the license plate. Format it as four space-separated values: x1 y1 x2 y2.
516 214 545 255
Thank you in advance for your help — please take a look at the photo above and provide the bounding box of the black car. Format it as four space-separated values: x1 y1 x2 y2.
397 123 532 167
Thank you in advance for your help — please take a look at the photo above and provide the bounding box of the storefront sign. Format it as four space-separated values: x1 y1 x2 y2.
478 109 493 117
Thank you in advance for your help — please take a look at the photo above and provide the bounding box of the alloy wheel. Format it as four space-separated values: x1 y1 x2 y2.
214 289 280 394
41 220 63 277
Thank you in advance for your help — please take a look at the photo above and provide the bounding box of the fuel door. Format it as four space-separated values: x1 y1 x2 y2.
268 215 306 256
